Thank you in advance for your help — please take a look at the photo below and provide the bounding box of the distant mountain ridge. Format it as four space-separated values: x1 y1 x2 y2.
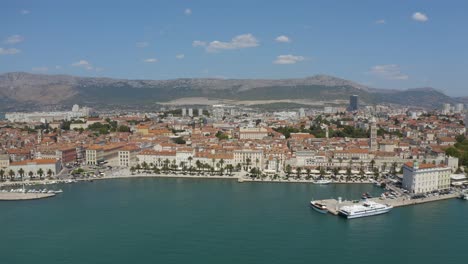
0 72 459 111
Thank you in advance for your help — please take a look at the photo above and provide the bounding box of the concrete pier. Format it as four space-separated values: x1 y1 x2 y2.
314 193 459 215
0 192 56 201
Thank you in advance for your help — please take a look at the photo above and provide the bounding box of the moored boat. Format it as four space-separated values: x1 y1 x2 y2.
314 179 332 185
310 201 328 214
339 201 392 219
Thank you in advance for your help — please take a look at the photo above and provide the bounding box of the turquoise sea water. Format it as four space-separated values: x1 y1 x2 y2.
1 178 467 264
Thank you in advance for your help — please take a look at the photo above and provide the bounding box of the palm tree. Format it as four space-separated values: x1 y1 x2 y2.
195 160 202 174
157 158 162 168
135 163 142 173
47 169 53 178
163 159 170 172
373 167 380 180
0 169 4 182
319 167 325 178
37 168 44 180
245 158 251 171
305 168 311 179
18 168 25 182
370 159 376 171
296 167 302 179
142 161 149 171
28 171 34 180
391 162 398 175
346 167 352 182
188 156 193 169
219 159 225 171
8 169 15 181
235 163 242 172
359 168 365 180
130 166 136 174
226 164 234 175
285 164 292 179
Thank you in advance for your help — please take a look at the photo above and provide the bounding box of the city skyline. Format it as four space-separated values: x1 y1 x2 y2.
1 0 468 96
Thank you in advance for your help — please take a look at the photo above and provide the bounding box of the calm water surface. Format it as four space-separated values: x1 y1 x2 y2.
1 178 467 264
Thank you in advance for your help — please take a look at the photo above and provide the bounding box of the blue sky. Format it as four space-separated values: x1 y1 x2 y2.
1 0 467 96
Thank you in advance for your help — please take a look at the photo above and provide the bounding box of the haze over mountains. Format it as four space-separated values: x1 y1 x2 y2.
0 72 459 111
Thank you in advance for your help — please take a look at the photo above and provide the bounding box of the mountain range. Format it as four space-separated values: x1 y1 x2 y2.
0 72 461 111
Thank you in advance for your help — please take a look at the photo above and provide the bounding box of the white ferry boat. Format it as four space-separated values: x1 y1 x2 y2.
338 201 392 219
314 179 332 185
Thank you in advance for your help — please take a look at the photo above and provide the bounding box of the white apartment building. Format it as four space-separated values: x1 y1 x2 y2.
402 161 451 194
239 127 269 140
233 149 263 171
136 150 176 168
118 146 140 167
8 159 62 178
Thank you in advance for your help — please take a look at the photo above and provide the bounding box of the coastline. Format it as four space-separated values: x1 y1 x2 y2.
0 169 379 187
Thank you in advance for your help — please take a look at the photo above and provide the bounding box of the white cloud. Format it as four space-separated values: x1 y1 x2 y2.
192 40 207 47
195 34 259 52
370 64 409 80
20 10 30 15
72 60 94 70
184 8 192 15
273 54 305 64
275 35 291 43
143 58 158 63
136 41 149 48
0 47 21 55
375 19 386 24
55 65 62 70
412 12 428 22
5 35 24 44
176 54 185 59
32 67 48 73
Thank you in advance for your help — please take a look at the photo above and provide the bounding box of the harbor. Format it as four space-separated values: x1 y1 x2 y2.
313 192 460 216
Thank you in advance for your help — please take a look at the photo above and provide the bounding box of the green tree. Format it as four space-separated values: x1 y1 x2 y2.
37 168 44 180
18 168 25 182
295 167 302 179
8 169 15 181
47 169 53 178
285 164 292 178
0 169 4 182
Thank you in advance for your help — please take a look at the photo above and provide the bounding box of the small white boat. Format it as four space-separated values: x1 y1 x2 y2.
314 179 332 185
310 201 328 214
54 189 63 194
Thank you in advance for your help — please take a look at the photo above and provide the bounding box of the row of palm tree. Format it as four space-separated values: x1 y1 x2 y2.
129 158 239 176
0 168 54 182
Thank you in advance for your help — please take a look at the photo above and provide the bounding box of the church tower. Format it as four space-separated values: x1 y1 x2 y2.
370 118 377 152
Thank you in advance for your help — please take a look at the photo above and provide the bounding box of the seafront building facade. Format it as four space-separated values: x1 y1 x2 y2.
8 159 62 177
402 162 452 194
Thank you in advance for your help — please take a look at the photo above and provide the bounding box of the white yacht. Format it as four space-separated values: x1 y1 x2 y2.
338 201 392 219
314 179 332 185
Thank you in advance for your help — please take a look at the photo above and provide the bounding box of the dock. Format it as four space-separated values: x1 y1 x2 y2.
0 192 56 201
315 193 459 215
